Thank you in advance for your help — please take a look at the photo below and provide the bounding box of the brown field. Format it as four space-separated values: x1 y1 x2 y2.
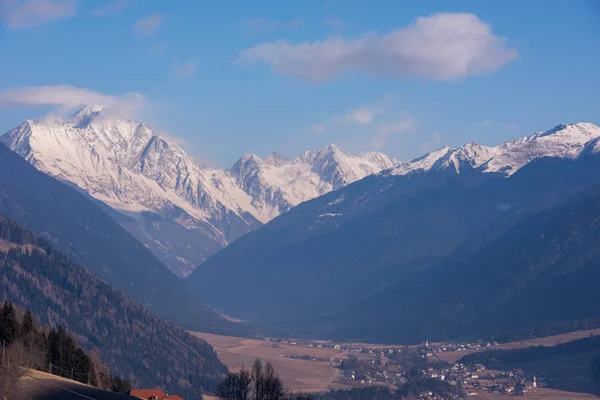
190 332 353 392
473 387 600 399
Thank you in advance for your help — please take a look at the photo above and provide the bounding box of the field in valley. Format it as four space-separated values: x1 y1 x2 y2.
474 387 600 399
192 328 600 395
190 332 354 392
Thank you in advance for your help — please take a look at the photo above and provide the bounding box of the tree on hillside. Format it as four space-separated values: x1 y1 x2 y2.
217 367 251 400
0 301 18 346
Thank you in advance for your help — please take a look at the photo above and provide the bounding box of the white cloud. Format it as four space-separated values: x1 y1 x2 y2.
374 118 415 149
240 13 517 82
1 0 77 29
91 0 133 17
479 120 492 127
0 85 145 118
506 122 519 129
173 59 200 79
422 131 443 151
343 107 374 124
312 95 390 134
133 13 165 36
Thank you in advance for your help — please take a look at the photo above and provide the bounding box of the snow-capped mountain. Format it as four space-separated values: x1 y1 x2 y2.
391 123 600 177
187 122 600 324
1 107 395 276
230 145 396 221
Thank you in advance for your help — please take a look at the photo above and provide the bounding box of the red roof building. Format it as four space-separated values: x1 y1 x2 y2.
130 389 168 400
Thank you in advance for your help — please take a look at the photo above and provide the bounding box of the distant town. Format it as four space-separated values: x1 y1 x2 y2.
269 337 540 398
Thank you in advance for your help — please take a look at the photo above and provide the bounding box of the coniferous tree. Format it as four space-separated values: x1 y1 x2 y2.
20 310 36 338
0 301 18 346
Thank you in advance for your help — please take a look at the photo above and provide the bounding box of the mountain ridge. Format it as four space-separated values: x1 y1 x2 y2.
186 122 600 329
1 108 395 276
0 142 243 336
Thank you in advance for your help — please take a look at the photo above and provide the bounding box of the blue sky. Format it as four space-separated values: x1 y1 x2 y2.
0 0 598 167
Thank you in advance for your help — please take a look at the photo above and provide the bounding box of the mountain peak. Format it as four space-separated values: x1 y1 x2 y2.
391 122 600 177
265 152 289 166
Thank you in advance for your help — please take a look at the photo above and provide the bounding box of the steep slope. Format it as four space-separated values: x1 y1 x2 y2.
187 123 600 324
2 109 394 276
323 181 600 344
0 215 227 399
0 142 243 335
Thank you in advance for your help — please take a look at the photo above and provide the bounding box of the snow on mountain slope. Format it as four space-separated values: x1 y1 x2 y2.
391 123 600 177
230 144 396 222
1 107 394 276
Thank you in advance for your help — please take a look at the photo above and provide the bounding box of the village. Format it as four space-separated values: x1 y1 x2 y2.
274 338 540 398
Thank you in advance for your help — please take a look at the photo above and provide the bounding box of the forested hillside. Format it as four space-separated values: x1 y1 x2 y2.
0 215 227 399
0 142 244 336
0 301 130 397
316 182 600 343
189 149 600 326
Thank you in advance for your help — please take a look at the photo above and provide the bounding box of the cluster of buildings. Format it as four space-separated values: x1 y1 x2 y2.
328 341 539 398
130 388 184 400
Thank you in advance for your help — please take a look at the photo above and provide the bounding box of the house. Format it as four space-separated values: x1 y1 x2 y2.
131 388 184 400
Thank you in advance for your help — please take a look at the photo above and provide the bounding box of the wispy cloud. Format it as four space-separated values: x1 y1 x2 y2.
422 131 443 152
0 85 146 118
173 59 200 78
133 13 166 36
314 95 390 135
91 0 134 17
506 122 519 129
342 107 375 125
479 120 492 127
1 0 77 29
311 123 325 134
374 118 415 150
239 13 517 82
160 132 189 147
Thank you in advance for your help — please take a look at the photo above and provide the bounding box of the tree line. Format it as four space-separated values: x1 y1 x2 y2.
0 300 130 398
491 318 600 343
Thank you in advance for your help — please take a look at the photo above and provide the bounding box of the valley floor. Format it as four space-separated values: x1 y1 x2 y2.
190 331 354 392
192 328 600 397
474 387 600 399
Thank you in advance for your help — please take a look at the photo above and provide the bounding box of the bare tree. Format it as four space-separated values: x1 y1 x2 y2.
0 343 27 400
262 362 285 400
252 359 264 400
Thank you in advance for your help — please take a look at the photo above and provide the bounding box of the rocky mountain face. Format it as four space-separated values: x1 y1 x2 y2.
1 107 394 276
186 123 600 330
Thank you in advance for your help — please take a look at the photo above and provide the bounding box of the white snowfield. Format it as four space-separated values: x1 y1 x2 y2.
390 122 600 177
0 107 395 259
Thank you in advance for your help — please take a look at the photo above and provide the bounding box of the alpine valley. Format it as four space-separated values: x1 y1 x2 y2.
1 107 395 277
186 122 600 343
